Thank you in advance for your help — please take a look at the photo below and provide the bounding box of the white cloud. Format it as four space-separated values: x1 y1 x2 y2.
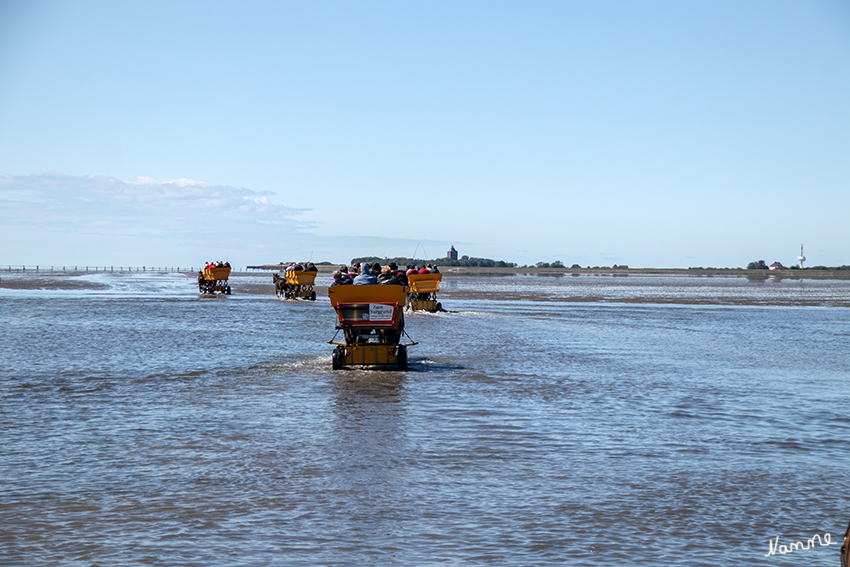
0 172 310 233
125 176 210 188
0 172 319 265
0 172 470 266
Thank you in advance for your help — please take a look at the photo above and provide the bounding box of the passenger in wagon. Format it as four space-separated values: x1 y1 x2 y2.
353 262 377 285
389 262 408 286
330 270 352 286
378 266 404 285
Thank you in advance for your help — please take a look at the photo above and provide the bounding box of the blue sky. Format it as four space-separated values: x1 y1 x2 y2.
1 0 848 268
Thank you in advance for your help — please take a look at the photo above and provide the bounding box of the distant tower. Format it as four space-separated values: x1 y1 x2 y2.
798 244 806 269
447 245 458 260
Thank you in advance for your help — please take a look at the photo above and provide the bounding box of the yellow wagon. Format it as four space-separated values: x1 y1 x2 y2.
328 285 416 370
199 266 232 295
406 273 443 312
273 270 317 300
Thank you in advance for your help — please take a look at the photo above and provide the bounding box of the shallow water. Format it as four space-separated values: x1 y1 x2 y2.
1 272 848 566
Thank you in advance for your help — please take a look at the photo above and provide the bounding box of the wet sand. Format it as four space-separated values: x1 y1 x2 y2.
0 273 113 291
3 270 849 307
443 267 850 279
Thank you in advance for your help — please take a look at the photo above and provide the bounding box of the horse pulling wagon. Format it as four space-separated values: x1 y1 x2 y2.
273 270 317 300
328 285 416 370
406 273 443 312
198 266 231 295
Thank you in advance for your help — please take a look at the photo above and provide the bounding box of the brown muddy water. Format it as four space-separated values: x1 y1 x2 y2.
1 271 849 566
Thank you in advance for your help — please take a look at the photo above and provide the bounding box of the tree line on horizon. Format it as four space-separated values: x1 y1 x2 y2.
338 257 850 271
350 255 517 268
746 259 850 270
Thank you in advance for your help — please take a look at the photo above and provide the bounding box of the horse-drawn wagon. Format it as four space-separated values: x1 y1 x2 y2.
198 266 232 295
328 285 416 370
273 270 317 300
406 273 443 312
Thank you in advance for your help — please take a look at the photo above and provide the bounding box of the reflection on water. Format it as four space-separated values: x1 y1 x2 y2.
1 273 849 566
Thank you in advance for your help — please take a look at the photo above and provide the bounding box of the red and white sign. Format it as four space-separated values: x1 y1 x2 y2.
368 304 394 321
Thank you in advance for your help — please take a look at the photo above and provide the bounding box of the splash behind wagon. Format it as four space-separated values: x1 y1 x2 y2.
273 270 317 300
406 273 443 312
199 266 231 295
328 285 416 370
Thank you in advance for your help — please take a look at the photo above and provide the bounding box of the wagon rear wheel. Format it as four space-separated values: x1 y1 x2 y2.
332 346 344 370
396 346 407 370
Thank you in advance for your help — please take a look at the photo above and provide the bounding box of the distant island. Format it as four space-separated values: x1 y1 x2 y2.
350 255 516 268
242 257 850 277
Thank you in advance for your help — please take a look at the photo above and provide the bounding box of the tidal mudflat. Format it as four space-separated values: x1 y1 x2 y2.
2 271 847 566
